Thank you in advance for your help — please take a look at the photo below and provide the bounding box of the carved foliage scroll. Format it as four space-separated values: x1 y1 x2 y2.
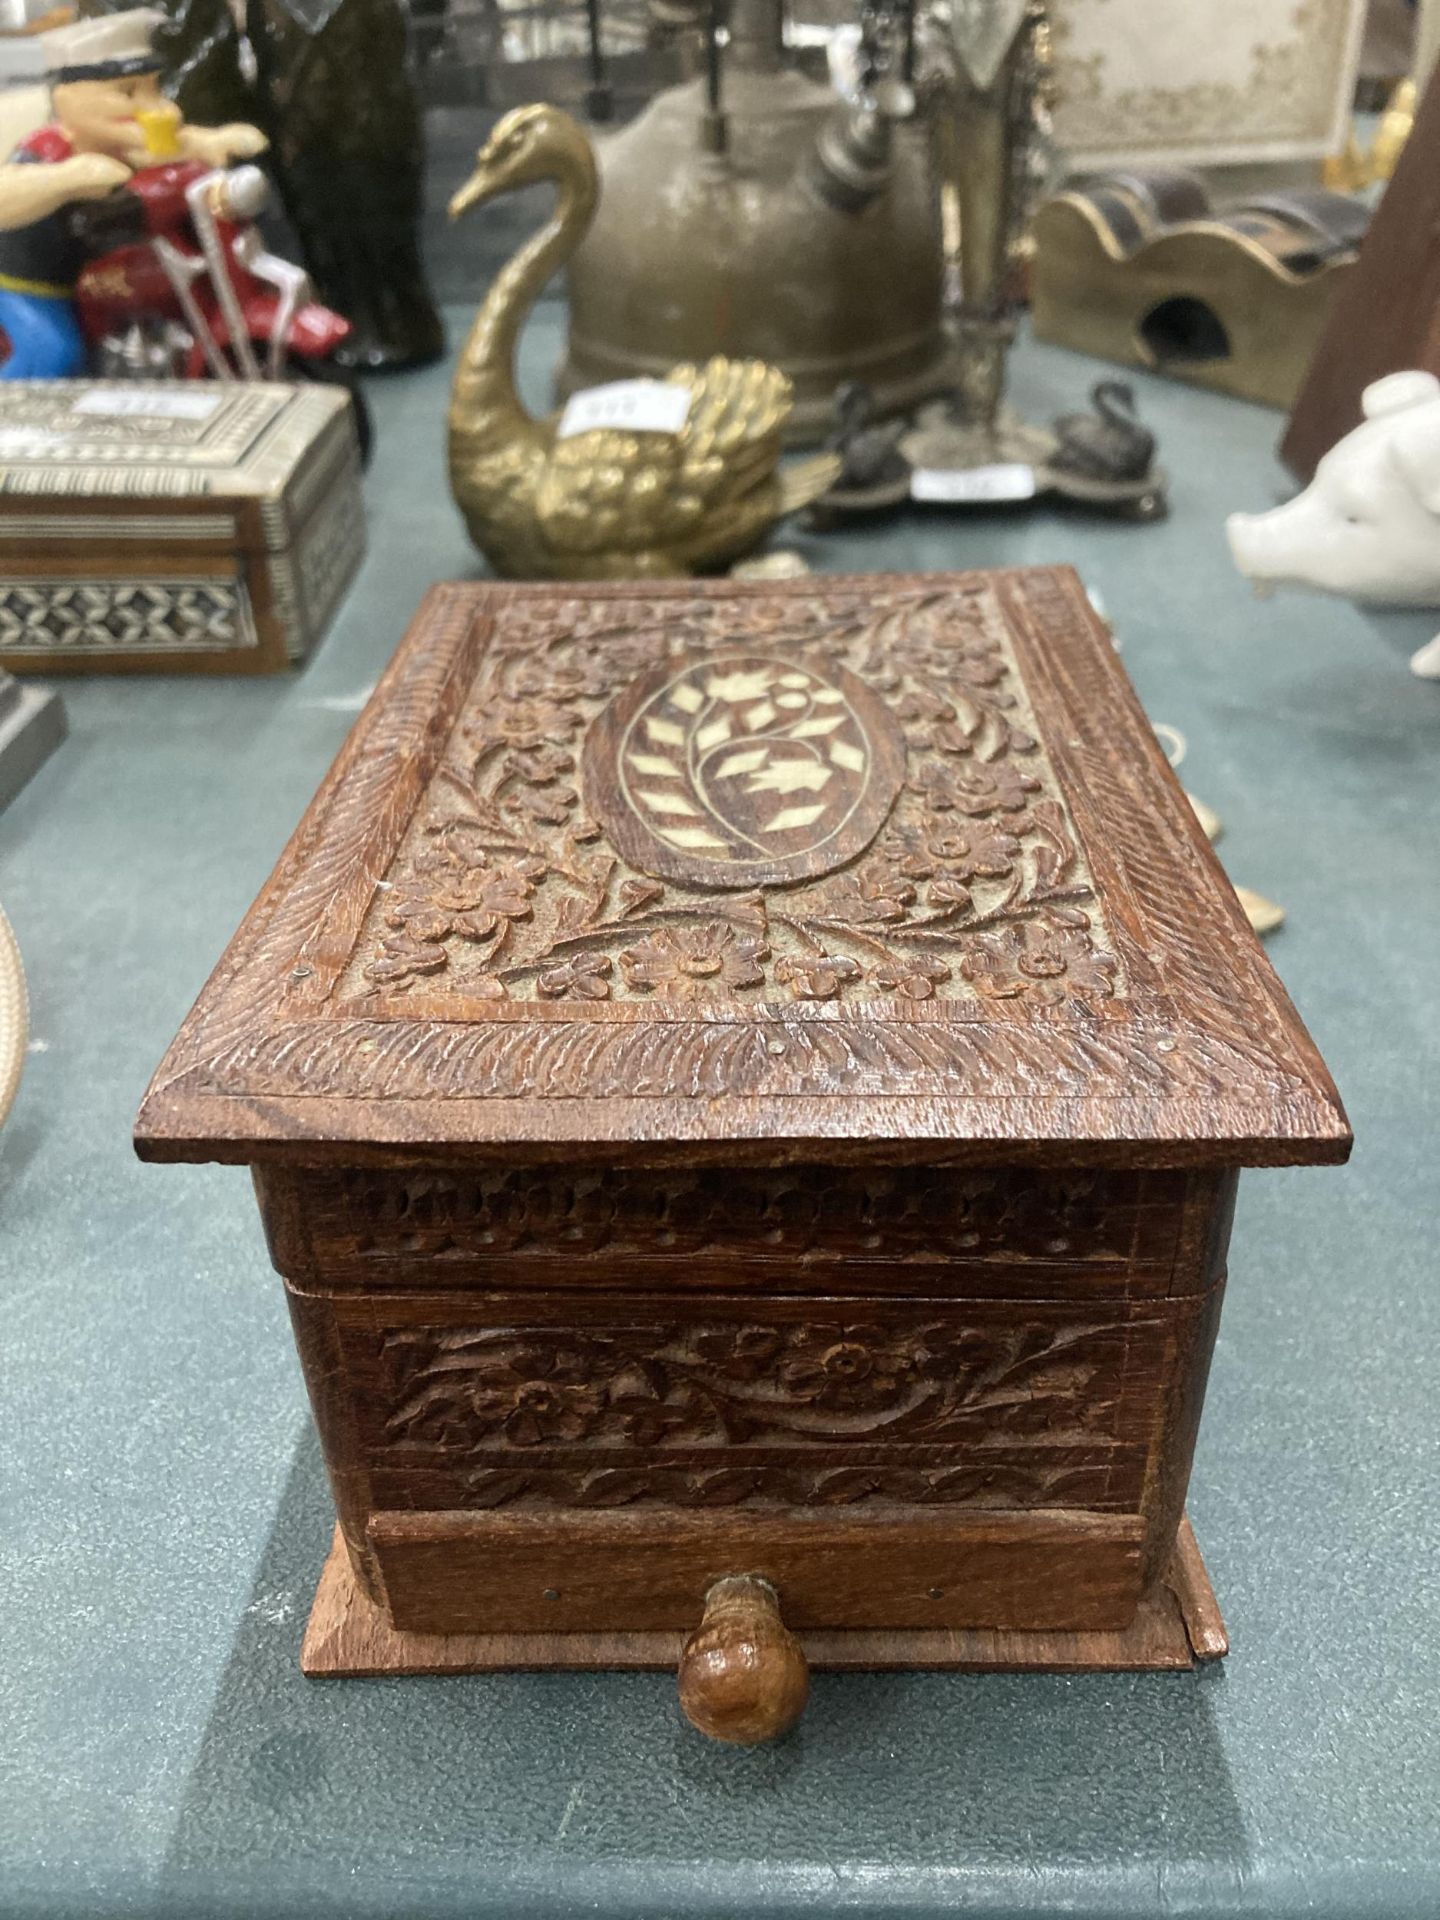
351 1305 1154 1512
343 582 1123 1008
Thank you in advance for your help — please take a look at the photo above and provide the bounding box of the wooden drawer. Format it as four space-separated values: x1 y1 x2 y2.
368 1506 1146 1635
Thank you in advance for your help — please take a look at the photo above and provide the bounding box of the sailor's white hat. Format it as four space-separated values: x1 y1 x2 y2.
43 9 167 84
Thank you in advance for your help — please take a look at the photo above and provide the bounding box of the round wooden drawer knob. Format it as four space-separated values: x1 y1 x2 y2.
677 1575 810 1745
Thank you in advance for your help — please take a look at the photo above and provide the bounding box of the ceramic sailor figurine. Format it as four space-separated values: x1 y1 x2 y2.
0 9 265 378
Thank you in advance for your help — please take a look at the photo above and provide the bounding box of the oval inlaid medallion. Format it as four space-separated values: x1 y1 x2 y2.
584 651 906 889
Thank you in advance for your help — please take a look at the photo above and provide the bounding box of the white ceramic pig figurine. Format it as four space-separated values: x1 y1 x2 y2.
1227 370 1440 678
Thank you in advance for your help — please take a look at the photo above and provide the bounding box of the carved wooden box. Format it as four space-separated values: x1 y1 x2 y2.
0 382 363 676
136 569 1349 1741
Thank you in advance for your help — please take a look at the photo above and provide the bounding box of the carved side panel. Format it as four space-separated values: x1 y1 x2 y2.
265 1163 1191 1297
317 1293 1196 1518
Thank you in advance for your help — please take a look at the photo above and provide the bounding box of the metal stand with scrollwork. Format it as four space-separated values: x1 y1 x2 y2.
900 0 1168 518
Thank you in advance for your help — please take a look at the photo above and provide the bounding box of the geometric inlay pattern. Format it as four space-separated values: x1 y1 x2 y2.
0 580 250 653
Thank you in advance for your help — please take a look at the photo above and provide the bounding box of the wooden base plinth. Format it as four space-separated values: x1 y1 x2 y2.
301 1515 1226 1678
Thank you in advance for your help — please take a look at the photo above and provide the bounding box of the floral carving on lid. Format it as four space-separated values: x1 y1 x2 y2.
342 583 1124 1007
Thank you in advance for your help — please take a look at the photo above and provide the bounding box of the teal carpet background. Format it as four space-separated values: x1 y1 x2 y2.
0 308 1436 1918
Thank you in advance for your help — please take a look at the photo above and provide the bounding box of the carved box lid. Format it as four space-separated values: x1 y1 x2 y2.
135 570 1350 1170
0 381 356 554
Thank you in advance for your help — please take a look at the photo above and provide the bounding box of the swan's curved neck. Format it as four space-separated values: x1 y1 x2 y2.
452 156 598 445
1095 387 1130 426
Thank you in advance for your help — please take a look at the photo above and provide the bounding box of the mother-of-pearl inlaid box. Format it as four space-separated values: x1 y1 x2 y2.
0 382 362 676
136 570 1348 1743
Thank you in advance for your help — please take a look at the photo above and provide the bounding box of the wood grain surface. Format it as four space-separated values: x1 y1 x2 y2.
677 1575 812 1744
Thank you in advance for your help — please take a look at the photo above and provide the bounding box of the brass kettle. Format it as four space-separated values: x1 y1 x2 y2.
556 0 952 443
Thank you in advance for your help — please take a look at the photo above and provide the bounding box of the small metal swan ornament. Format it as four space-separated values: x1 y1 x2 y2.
809 379 912 521
445 104 840 578
1050 381 1158 485
827 381 910 492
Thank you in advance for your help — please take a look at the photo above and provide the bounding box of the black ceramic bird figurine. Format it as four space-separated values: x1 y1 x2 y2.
1050 381 1157 484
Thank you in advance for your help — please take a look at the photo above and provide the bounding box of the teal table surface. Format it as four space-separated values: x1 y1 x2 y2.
2 310 1437 1920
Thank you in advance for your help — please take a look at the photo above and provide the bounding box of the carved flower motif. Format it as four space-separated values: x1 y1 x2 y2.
877 825 938 882
941 823 1023 878
818 871 916 924
387 857 541 942
502 1380 600 1445
537 952 613 1000
779 1329 913 1408
911 761 1040 816
774 951 863 1000
513 658 618 703
467 1343 603 1446
483 695 583 748
365 853 544 988
507 743 574 785
959 911 1118 1005
908 763 962 813
879 822 1021 884
505 778 578 827
619 922 769 999
872 956 951 1000
912 640 1007 689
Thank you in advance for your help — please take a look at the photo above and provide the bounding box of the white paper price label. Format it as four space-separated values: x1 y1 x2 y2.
73 389 223 421
910 462 1037 505
557 379 691 440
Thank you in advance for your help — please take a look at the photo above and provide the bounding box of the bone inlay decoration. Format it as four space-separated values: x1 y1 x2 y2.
595 650 903 887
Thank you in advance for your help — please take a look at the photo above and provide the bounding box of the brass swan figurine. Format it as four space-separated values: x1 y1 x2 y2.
447 105 840 579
